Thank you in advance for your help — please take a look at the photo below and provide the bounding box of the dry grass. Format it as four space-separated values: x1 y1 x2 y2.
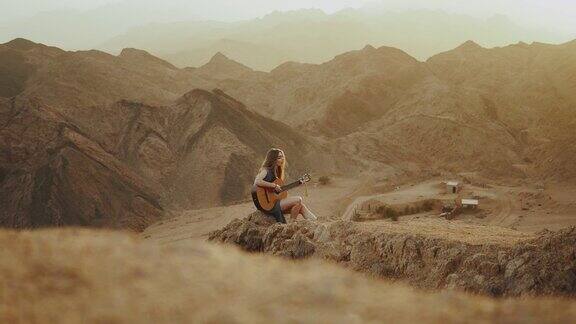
1 228 575 323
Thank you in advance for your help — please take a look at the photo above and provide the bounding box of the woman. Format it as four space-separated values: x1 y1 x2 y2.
253 148 317 223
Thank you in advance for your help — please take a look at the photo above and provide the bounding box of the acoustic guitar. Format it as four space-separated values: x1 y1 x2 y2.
251 173 311 212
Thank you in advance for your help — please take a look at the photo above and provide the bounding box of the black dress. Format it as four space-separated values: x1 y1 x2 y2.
260 167 286 224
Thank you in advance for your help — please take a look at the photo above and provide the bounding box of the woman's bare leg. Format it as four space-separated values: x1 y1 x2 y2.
290 204 302 221
280 196 318 221
280 196 303 222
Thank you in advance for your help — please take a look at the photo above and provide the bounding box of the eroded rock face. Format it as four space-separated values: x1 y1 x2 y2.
209 213 576 297
0 98 163 231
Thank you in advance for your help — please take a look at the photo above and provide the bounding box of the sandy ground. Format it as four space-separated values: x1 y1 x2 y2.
356 218 533 246
144 175 576 247
342 179 576 233
143 203 256 244
342 180 444 220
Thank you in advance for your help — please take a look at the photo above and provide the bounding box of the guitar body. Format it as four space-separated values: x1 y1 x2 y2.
252 178 288 212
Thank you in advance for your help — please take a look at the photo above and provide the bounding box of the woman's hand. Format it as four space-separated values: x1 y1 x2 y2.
274 184 282 193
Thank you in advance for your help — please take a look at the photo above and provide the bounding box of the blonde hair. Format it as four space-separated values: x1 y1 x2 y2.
260 148 286 181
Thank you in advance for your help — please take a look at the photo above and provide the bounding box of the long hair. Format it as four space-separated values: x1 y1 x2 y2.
260 148 286 181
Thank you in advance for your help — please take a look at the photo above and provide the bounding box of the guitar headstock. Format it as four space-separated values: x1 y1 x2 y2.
299 173 311 184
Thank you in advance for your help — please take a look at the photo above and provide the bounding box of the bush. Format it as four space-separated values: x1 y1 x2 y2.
404 206 411 216
422 200 434 211
318 176 331 185
375 205 400 221
351 210 361 221
385 207 397 219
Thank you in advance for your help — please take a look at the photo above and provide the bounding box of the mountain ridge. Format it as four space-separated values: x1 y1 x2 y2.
2 37 575 232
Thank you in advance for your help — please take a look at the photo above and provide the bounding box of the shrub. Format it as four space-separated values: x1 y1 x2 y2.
318 176 331 185
422 200 434 211
352 210 360 221
385 207 397 219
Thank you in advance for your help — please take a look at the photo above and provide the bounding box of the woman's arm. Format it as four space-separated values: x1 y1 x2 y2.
254 169 278 189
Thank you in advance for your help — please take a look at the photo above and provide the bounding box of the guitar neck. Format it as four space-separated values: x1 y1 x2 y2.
280 180 303 193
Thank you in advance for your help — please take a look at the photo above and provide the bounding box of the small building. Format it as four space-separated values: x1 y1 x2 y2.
461 198 479 209
446 181 461 194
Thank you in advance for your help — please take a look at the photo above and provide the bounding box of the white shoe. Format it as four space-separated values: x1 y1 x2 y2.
303 210 318 221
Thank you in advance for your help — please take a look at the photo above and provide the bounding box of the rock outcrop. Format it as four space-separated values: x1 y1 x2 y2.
209 213 576 297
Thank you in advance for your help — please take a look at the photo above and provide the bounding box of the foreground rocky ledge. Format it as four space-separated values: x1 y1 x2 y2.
2 228 576 323
209 212 576 297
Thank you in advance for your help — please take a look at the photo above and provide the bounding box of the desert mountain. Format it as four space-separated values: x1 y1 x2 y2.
2 37 575 231
0 38 64 98
194 52 262 80
161 89 334 208
99 9 560 71
182 44 516 176
213 45 428 135
0 38 214 111
0 97 163 230
0 85 344 229
72 88 338 210
162 38 291 73
0 38 359 228
427 40 576 180
191 39 576 181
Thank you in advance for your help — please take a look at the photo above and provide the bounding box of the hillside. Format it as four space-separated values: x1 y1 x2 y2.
427 40 576 181
2 37 575 230
0 38 350 221
1 228 575 323
149 88 338 209
0 97 162 230
197 39 576 181
0 87 340 228
0 38 212 111
212 45 427 133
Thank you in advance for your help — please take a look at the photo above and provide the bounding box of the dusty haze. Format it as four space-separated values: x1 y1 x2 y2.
0 0 574 68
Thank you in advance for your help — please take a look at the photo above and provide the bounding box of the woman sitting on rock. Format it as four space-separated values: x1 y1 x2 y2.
252 148 317 223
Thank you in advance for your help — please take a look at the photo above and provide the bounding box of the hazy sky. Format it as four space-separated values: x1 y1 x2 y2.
1 0 575 38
